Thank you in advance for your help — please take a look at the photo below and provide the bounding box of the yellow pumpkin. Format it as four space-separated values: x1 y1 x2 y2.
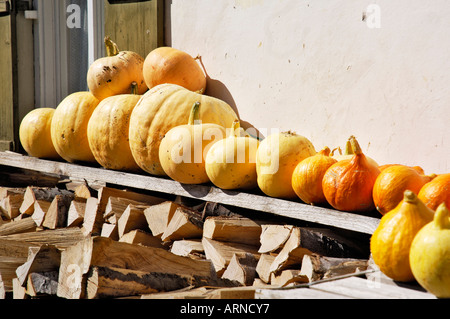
19 108 61 160
143 47 206 93
205 121 260 190
87 37 147 101
87 84 142 172
292 147 337 205
370 190 435 282
410 203 450 298
129 84 238 176
256 131 316 199
51 92 100 163
159 102 226 185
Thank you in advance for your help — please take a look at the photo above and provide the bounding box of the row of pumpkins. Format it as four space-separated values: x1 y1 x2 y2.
19 38 449 298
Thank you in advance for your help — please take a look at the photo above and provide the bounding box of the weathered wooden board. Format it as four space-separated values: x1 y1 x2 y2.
104 0 164 58
0 152 380 235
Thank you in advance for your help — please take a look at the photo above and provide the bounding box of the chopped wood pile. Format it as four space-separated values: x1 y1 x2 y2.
0 171 370 299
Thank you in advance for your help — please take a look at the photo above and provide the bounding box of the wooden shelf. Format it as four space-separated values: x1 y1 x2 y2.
0 152 380 235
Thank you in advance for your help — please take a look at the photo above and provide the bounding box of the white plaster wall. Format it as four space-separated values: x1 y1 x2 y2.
166 0 450 174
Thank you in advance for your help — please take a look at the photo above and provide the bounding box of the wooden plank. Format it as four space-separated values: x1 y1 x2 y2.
310 276 436 299
104 0 164 58
0 152 381 234
255 287 352 299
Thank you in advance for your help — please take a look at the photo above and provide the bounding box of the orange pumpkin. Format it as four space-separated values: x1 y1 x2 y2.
418 173 450 211
322 136 380 213
373 165 435 215
292 147 337 205
143 47 207 93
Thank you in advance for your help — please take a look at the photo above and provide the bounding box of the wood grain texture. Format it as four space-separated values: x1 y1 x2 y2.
0 152 381 235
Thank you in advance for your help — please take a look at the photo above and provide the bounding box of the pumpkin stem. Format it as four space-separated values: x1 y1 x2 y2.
230 120 241 138
434 203 450 230
349 136 363 155
130 82 138 95
403 190 417 203
105 36 120 57
188 102 201 125
331 147 342 156
318 147 331 157
344 139 354 155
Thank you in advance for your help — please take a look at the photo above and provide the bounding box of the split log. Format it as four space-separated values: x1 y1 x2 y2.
255 253 277 284
104 196 153 224
86 266 230 299
19 186 73 217
26 271 59 298
270 269 309 287
0 227 86 249
0 192 25 220
0 217 37 236
170 239 205 259
117 204 150 238
32 200 52 227
201 202 242 220
269 226 368 277
299 254 369 282
100 223 119 240
161 207 204 242
119 230 165 249
42 194 74 229
0 187 26 200
74 184 97 200
144 201 181 238
202 237 260 276
67 199 86 227
221 253 258 286
57 236 217 299
81 197 102 236
259 225 294 254
0 238 37 291
15 245 61 286
13 277 28 299
203 217 262 246
0 273 5 299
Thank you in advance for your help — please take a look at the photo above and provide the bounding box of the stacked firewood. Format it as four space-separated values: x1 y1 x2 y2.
0 176 369 299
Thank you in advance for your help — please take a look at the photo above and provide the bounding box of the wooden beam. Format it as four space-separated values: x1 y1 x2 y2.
0 152 381 234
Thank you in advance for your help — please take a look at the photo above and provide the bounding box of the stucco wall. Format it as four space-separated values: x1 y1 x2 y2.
166 0 449 174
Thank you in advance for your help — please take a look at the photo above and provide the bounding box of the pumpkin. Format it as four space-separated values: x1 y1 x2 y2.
373 165 435 215
418 173 450 211
370 190 435 282
256 131 316 199
205 120 260 190
143 47 207 93
51 92 100 163
87 37 147 101
322 136 380 212
87 83 142 172
410 203 450 298
19 108 61 160
292 147 337 206
128 84 238 176
159 102 226 185
379 164 425 175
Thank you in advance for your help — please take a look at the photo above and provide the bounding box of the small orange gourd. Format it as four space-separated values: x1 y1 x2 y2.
370 190 435 282
373 165 435 215
418 173 450 211
143 47 207 93
292 147 337 205
322 136 380 213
